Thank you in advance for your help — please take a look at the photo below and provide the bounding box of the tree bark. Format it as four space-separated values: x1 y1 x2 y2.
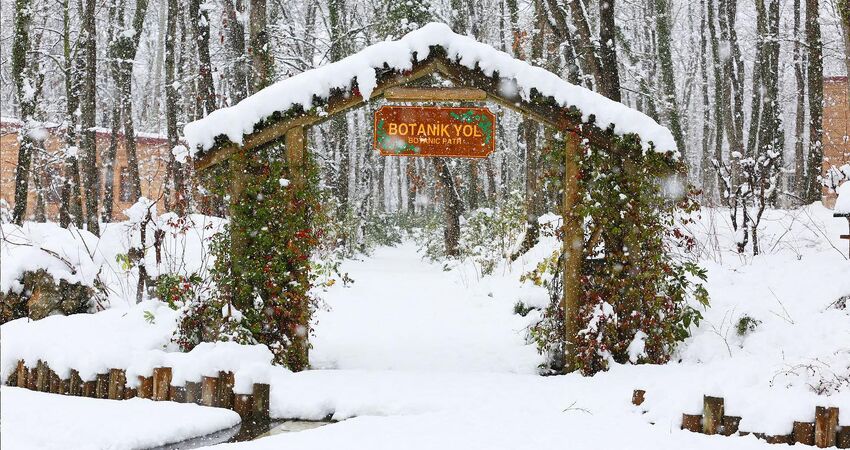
11 0 39 225
59 0 84 228
794 0 807 199
190 0 216 113
249 0 273 93
654 0 686 154
804 0 824 202
433 159 462 257
79 0 100 235
165 0 186 214
598 0 622 102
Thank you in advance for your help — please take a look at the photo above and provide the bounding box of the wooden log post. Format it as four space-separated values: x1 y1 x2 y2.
218 371 235 410
722 416 742 436
561 131 583 371
107 369 126 400
36 361 50 392
27 366 37 390
69 369 82 396
815 406 839 448
16 361 27 388
201 375 219 407
60 377 71 395
49 371 61 394
170 385 187 403
793 421 816 445
632 389 646 406
137 375 154 399
681 414 702 432
124 388 137 399
233 394 254 420
82 380 96 397
95 373 109 399
837 426 850 448
284 125 310 371
152 367 172 401
252 383 270 422
702 396 724 435
186 380 202 404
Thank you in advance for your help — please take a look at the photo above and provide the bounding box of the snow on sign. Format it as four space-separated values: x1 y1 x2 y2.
374 106 496 158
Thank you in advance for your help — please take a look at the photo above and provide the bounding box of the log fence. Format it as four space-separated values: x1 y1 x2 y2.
6 360 270 422
633 389 850 448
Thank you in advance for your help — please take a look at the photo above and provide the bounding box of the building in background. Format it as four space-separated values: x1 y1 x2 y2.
0 118 170 221
823 77 850 208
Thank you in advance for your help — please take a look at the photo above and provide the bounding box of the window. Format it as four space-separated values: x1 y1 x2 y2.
119 167 134 202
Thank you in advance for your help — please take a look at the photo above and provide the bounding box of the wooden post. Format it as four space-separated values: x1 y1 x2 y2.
794 421 816 445
107 369 126 400
49 372 61 393
16 361 26 388
36 361 49 392
230 150 248 312
561 131 583 371
186 380 202 404
124 388 137 399
60 377 71 395
284 125 310 371
69 369 82 396
702 396 724 435
95 373 109 399
681 414 702 432
837 425 850 448
218 371 235 410
82 380 96 397
137 375 154 399
27 367 38 390
722 416 741 436
631 389 645 406
233 394 254 420
815 406 839 448
252 383 270 421
152 367 172 401
170 385 186 403
201 375 219 407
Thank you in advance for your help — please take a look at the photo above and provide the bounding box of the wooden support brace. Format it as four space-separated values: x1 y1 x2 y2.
152 367 172 401
561 132 583 370
815 406 839 448
702 396 724 435
793 421 816 445
384 86 487 102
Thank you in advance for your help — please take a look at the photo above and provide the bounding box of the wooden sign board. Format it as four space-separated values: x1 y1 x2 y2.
374 105 496 158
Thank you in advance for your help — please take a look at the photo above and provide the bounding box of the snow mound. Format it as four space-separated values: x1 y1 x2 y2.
1 386 240 450
184 22 676 155
835 181 850 214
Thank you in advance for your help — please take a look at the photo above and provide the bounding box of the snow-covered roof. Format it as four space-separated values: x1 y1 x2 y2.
184 23 677 157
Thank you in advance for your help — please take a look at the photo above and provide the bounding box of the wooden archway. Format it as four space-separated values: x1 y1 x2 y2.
189 33 676 371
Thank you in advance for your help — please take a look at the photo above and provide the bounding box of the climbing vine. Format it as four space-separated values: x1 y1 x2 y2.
524 134 709 375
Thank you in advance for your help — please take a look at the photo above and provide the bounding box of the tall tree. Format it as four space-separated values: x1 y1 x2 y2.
803 0 823 202
793 0 807 198
598 0 621 102
59 0 84 228
79 0 99 234
249 0 274 92
654 0 685 153
164 0 187 214
11 0 43 224
329 0 350 214
223 0 248 104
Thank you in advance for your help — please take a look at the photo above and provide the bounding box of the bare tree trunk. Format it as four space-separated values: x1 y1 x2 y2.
793 0 807 199
59 0 84 228
249 0 273 92
190 0 216 112
164 0 186 214
328 0 349 213
599 0 622 102
706 0 725 201
654 0 686 153
80 0 99 235
11 0 41 225
433 158 462 257
699 0 715 203
804 0 824 203
223 0 248 103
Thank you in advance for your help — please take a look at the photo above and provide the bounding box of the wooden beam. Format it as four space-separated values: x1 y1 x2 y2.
195 59 441 171
561 131 584 372
285 126 307 190
384 86 487 102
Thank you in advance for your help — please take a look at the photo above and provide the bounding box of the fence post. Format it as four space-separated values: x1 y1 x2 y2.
218 371 235 410
137 375 154 399
815 406 839 448
202 376 219 407
703 396 724 435
632 389 645 406
152 367 172 401
186 380 202 404
252 383 270 421
793 421 816 445
108 369 126 400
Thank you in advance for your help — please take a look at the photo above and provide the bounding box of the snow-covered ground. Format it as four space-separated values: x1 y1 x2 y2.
1 386 240 449
1 204 848 449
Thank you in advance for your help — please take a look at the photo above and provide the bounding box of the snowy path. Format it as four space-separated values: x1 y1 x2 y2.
310 241 542 373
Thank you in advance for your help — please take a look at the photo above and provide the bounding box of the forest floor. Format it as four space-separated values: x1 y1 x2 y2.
1 205 849 449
